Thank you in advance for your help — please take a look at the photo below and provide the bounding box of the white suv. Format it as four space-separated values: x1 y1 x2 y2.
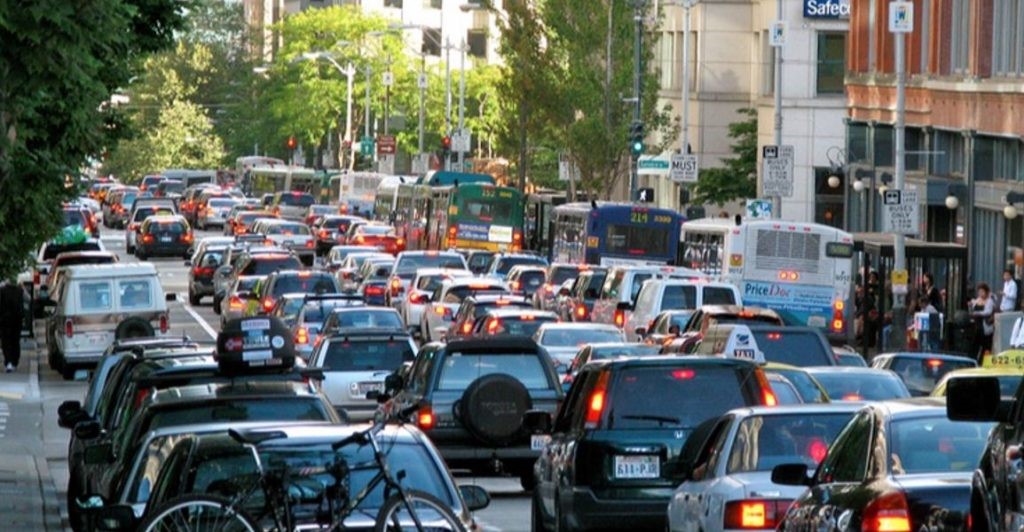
624 278 742 341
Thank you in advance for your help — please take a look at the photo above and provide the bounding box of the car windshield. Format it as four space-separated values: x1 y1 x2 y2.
396 254 465 274
726 413 855 473
752 330 833 367
889 357 976 395
438 354 551 390
540 328 624 347
272 275 337 296
43 242 101 261
235 277 262 292
279 193 315 207
267 223 310 236
323 339 415 371
161 181 184 194
811 371 910 401
495 256 546 275
242 256 303 276
146 439 452 515
198 251 224 268
606 366 749 429
329 310 402 331
889 416 992 475
321 218 351 230
590 345 661 360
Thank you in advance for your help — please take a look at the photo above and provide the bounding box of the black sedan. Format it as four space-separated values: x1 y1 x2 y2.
135 215 193 260
773 398 992 531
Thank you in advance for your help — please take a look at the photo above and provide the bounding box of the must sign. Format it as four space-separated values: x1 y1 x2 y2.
670 154 699 183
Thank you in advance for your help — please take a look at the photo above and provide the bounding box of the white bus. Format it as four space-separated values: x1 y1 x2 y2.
372 176 413 222
679 218 855 340
238 164 318 197
328 172 386 216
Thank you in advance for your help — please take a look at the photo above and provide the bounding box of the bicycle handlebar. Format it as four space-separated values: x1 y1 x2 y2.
330 403 421 451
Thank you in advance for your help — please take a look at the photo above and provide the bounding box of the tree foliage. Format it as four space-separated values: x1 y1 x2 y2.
0 0 186 279
692 108 757 206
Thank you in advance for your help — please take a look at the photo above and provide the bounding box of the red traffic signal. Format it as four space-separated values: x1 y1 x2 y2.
441 136 451 151
286 136 297 150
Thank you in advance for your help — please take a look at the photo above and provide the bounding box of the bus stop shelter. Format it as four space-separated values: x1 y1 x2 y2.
852 233 968 355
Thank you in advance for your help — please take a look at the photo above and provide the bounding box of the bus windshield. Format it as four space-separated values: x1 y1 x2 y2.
605 224 671 256
456 195 516 224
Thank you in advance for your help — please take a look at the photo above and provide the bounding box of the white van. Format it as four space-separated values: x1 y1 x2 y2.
624 278 741 341
45 263 171 379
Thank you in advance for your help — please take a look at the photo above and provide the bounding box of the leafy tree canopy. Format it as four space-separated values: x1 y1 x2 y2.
693 108 757 206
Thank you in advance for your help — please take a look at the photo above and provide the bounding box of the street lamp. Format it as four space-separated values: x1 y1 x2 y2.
1005 192 1024 220
292 48 357 169
944 183 966 211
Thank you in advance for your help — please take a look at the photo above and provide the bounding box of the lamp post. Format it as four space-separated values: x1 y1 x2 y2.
293 49 356 168
1006 191 1024 220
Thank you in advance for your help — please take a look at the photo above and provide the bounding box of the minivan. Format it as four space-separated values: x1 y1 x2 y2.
623 279 742 341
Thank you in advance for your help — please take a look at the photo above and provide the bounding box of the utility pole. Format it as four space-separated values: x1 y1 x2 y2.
630 0 645 203
772 0 783 219
680 1 694 155
445 37 453 171
457 38 467 172
890 1 911 349
383 55 393 135
344 62 354 169
364 62 372 167
418 54 426 154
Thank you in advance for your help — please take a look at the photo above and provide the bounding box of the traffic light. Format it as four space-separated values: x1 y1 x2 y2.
629 121 644 157
286 136 297 150
441 135 452 152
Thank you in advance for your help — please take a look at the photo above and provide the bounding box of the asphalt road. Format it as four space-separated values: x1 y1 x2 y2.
34 226 531 531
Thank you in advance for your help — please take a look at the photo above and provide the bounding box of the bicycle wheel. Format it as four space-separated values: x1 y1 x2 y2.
374 489 466 532
139 494 261 532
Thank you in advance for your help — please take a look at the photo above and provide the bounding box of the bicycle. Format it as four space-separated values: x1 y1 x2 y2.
137 405 465 532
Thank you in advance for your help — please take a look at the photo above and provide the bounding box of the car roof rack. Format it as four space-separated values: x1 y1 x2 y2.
134 367 324 389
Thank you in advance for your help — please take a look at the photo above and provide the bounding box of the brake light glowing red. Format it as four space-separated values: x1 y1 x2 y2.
486 318 500 334
142 234 155 244
181 232 194 244
808 438 828 463
763 389 778 406
262 297 274 312
862 492 911 532
575 304 587 319
927 359 943 368
723 500 792 529
766 332 782 341
390 278 403 296
229 296 244 311
671 369 695 380
64 319 73 338
417 406 435 430
159 314 168 334
614 308 625 327
295 326 309 345
365 285 385 297
584 372 610 429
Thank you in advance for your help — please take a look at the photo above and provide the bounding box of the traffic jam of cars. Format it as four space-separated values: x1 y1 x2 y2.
33 171 1024 531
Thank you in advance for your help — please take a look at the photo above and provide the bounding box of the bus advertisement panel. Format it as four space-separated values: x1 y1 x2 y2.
679 218 854 340
551 202 683 266
427 184 525 252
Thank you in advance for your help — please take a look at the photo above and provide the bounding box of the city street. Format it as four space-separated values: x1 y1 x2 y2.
0 228 529 532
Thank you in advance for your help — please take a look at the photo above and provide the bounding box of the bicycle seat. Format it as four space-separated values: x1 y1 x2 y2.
228 428 288 446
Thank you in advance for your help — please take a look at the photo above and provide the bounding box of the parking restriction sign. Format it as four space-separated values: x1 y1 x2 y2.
761 144 794 198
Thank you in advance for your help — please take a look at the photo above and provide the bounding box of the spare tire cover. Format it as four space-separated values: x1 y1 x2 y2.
115 317 155 339
460 374 532 447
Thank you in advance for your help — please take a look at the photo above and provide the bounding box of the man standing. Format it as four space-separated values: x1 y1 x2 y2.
1001 269 1019 313
0 279 24 372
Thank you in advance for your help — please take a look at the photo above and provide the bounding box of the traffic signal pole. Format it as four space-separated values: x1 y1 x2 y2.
630 0 645 203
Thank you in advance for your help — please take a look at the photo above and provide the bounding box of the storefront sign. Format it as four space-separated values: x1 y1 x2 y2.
804 0 850 19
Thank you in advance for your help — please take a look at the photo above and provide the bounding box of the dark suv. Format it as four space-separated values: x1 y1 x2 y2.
388 337 563 489
246 269 340 317
526 356 777 531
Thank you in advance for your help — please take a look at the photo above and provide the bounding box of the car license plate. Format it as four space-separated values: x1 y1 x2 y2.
159 236 172 243
87 332 107 346
531 435 551 451
357 381 384 395
613 455 660 479
243 334 270 349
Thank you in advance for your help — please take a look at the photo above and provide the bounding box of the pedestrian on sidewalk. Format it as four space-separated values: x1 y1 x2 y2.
969 283 995 363
1001 269 1019 312
0 278 24 372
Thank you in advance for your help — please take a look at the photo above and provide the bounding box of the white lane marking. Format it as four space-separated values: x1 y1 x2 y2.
182 302 218 339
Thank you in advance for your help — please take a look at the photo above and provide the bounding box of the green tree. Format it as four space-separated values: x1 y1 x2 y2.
0 0 186 279
693 108 757 206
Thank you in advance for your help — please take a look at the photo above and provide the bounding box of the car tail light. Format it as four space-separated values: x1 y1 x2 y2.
462 321 473 335
723 500 791 529
355 235 365 244
409 292 426 304
199 207 208 216
304 239 314 248
614 308 625 328
159 314 168 334
862 492 911 532
265 239 274 246
754 370 777 406
417 405 435 430
319 229 329 239
831 299 845 333
64 319 74 338
229 295 244 311
510 280 521 291
33 270 40 286
181 232 194 244
365 285 385 297
807 438 828 463
486 318 501 334
543 283 553 294
575 304 588 320
512 229 523 251
434 305 449 317
193 266 214 277
142 234 155 244
584 371 610 429
396 237 405 248
128 222 140 231
390 278 403 297
295 326 309 345
262 297 275 312
447 225 458 247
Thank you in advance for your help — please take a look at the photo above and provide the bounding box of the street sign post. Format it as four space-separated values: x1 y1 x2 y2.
769 21 786 46
360 136 374 157
745 199 773 219
888 1 914 33
378 154 395 175
411 153 430 175
558 153 580 182
451 128 471 153
761 144 794 198
670 154 699 183
881 189 920 236
376 135 396 156
382 71 394 86
417 73 428 89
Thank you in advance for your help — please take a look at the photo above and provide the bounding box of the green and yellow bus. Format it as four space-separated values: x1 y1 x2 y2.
426 183 525 252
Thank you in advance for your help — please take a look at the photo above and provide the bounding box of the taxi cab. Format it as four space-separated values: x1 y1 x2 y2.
932 364 1024 398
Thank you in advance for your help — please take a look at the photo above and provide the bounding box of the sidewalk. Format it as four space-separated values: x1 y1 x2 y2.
0 338 66 531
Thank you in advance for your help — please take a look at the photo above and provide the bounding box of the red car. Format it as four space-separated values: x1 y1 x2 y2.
345 223 405 254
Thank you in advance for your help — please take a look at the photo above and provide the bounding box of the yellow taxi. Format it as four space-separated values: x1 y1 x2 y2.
930 364 1024 397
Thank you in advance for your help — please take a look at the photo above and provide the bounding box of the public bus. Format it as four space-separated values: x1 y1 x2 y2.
425 183 525 252
392 183 433 250
240 164 318 197
419 170 494 187
678 217 854 340
525 191 568 257
373 176 411 221
550 202 684 266
327 172 386 216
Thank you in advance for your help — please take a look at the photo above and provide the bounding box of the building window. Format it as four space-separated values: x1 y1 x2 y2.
467 29 487 58
816 32 846 95
422 28 441 56
993 0 1023 76
848 123 869 163
384 0 403 7
919 0 930 73
424 0 442 7
975 135 1022 182
656 32 676 90
931 130 965 177
761 31 774 96
906 127 924 171
950 0 971 74
874 125 894 168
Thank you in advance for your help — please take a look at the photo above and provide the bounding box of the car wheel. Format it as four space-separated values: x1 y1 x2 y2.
47 343 62 375
67 475 83 531
971 488 991 532
531 491 551 532
188 290 201 306
212 296 222 315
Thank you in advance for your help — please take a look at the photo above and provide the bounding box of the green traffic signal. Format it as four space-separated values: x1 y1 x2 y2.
631 140 643 155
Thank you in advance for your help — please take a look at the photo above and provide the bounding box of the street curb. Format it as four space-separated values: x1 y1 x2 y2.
29 341 68 531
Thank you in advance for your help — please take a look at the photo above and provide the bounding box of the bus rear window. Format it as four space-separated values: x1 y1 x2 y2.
459 198 514 223
606 224 670 256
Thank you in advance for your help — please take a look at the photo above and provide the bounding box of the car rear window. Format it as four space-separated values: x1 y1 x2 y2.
242 256 303 276
396 254 466 274
119 280 153 309
550 266 581 285
703 287 737 305
323 339 414 371
149 399 331 431
209 198 237 208
468 253 494 271
147 221 186 234
329 310 402 331
64 209 86 226
279 193 315 207
267 223 310 235
889 357 976 395
445 285 505 303
474 301 533 318
495 256 547 275
197 251 223 268
56 255 115 268
359 225 395 236
590 345 661 360
514 271 545 290
752 330 833 367
272 275 337 297
438 353 551 390
78 281 113 311
661 285 697 310
607 366 752 429
485 316 557 337
889 416 992 474
44 242 102 261
540 328 624 347
726 413 855 473
811 372 910 401
161 181 184 194
322 218 351 230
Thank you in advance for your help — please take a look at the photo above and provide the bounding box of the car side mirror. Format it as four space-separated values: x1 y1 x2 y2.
58 400 86 429
459 485 491 512
771 463 813 486
947 376 1006 422
74 419 102 440
83 442 114 465
93 502 136 531
385 373 404 392
522 410 553 434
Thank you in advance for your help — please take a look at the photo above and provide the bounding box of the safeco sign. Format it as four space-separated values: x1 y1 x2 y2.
804 0 850 18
